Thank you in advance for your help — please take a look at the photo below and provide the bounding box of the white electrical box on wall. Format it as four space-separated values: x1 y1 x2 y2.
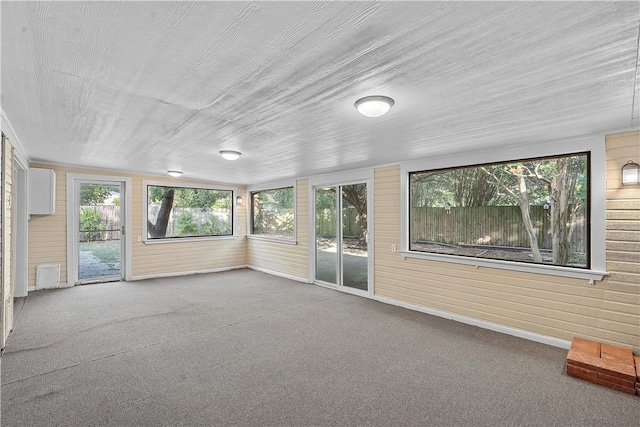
29 168 56 215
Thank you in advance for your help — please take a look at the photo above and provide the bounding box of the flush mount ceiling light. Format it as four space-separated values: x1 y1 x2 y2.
219 150 242 161
167 170 183 177
354 95 395 118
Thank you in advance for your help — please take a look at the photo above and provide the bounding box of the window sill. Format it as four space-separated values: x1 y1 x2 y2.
398 250 608 281
247 235 297 245
143 235 237 244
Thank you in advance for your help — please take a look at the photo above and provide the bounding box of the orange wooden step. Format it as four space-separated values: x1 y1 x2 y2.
566 337 637 396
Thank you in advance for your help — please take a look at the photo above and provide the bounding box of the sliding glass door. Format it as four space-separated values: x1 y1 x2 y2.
314 183 368 292
341 183 368 290
315 187 338 284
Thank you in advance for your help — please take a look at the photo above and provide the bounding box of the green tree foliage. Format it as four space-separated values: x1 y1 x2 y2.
410 172 455 207
80 185 113 206
252 187 295 237
80 208 105 241
271 187 294 209
149 186 231 209
452 168 498 207
201 217 231 235
148 186 233 238
315 187 336 210
175 212 198 236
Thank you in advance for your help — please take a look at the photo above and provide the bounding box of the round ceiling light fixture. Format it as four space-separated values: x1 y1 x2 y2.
354 95 395 118
219 150 242 161
167 170 183 177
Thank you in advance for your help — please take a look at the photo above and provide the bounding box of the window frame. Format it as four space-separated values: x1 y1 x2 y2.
246 179 297 245
408 151 591 269
400 136 607 281
142 180 239 244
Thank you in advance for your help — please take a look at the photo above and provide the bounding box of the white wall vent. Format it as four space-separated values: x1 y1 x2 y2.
36 264 60 290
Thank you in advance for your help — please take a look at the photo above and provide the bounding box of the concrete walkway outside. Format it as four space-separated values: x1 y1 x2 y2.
79 250 120 280
78 240 121 281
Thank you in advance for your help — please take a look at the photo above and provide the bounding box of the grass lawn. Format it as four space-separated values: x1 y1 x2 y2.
79 240 121 266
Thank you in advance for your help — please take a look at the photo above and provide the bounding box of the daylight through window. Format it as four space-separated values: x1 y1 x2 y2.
251 187 295 239
409 152 590 268
146 185 233 239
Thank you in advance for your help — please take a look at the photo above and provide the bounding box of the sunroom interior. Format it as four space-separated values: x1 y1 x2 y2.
0 0 638 376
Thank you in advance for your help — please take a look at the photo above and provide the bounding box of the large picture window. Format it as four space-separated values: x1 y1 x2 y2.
250 186 294 239
146 185 233 240
409 152 590 268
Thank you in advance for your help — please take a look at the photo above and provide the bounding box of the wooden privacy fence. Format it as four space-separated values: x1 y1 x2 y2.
81 205 231 240
147 206 231 236
84 205 586 252
79 205 121 241
316 207 363 237
410 206 586 252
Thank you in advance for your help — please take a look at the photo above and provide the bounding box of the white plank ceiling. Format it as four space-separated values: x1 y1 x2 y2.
1 1 639 185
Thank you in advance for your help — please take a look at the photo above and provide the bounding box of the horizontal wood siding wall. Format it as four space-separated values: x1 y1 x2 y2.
28 163 68 285
601 131 640 349
28 163 247 284
374 139 639 351
131 175 247 277
247 179 309 280
2 138 14 347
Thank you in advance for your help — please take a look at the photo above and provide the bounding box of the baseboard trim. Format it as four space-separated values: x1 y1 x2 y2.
247 265 310 284
372 295 572 350
30 282 73 291
129 265 248 282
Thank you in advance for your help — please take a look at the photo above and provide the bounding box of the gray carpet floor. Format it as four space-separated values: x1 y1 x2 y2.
2 269 638 426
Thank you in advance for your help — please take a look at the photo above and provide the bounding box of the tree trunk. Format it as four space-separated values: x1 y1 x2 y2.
516 175 543 263
354 215 367 247
148 189 175 238
342 185 367 247
550 159 573 265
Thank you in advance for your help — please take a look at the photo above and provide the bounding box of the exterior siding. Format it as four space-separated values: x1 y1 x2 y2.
601 131 640 347
373 131 640 351
28 163 247 285
247 179 310 281
28 165 67 285
2 137 15 347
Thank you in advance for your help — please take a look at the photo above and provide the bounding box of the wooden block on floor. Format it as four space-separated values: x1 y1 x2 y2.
567 338 601 371
594 357 636 382
566 337 638 395
598 371 636 389
567 364 598 381
601 343 634 365
567 337 600 359
567 365 637 395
